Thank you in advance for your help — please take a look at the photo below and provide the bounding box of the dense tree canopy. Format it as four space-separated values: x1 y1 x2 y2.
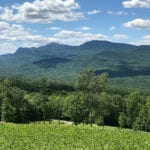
0 69 149 132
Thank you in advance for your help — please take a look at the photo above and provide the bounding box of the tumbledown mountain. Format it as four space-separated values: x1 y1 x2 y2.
0 40 150 89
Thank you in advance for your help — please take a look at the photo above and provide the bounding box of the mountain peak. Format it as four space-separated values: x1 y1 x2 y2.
0 40 150 90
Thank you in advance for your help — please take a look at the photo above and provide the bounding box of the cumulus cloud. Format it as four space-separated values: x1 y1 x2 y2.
123 0 150 8
48 27 61 30
87 10 101 15
0 21 109 54
131 35 150 45
133 35 150 45
0 43 17 55
0 21 10 30
113 34 128 39
110 26 116 31
141 35 150 44
80 26 91 31
0 21 58 43
123 19 150 29
0 0 83 23
0 21 60 54
54 30 108 45
107 11 128 15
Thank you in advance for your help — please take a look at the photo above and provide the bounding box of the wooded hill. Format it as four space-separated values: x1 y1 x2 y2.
0 69 150 132
0 40 150 90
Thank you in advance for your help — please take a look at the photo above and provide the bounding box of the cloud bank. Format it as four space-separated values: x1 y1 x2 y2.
123 0 150 8
0 0 83 23
123 19 150 29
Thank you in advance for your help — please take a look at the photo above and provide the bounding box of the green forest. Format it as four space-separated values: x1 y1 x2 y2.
0 68 150 132
0 41 150 91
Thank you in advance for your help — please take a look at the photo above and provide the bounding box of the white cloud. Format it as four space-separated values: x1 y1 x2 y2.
0 21 60 54
117 11 128 15
107 11 114 15
0 21 109 54
113 34 128 39
0 21 10 30
0 0 83 23
0 21 57 43
87 10 101 15
80 26 91 31
0 43 17 54
107 11 128 15
123 18 150 29
48 27 61 30
141 35 150 45
110 26 116 31
123 0 150 8
133 35 150 45
54 30 108 45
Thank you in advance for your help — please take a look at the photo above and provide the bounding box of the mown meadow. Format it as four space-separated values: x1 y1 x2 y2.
0 122 150 150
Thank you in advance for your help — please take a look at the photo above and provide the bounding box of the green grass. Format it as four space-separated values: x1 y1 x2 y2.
0 122 150 150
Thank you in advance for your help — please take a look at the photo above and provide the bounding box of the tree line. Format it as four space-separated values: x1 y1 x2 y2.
0 68 150 132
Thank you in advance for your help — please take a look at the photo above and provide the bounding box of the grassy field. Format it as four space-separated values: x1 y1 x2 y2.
0 122 150 150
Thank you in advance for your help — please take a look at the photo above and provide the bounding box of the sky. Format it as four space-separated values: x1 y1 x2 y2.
0 0 149 54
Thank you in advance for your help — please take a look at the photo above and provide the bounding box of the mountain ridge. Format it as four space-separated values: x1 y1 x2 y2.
0 40 150 89
0 40 141 56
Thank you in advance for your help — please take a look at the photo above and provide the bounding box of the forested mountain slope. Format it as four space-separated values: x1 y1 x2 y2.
0 40 150 89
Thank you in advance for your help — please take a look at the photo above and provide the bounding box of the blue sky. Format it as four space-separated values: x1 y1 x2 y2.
0 0 149 54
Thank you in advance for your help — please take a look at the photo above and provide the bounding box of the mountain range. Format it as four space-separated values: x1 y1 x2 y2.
0 40 150 89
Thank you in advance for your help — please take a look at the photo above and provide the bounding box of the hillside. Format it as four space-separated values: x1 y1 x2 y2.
0 40 150 89
0 122 150 150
